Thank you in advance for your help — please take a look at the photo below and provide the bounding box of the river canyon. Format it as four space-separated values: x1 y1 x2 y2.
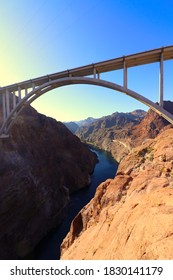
34 148 118 259
1 100 173 260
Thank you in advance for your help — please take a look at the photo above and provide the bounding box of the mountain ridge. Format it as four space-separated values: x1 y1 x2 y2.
75 102 173 162
64 110 146 134
64 117 98 133
75 109 146 161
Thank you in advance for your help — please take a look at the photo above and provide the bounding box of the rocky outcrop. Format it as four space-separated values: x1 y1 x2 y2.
0 106 97 259
129 101 172 147
61 128 173 260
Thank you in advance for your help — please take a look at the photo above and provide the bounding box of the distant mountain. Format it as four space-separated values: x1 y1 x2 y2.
76 110 146 138
76 117 98 127
130 109 147 118
75 110 147 161
64 117 98 133
63 121 79 133
64 112 146 134
76 103 173 162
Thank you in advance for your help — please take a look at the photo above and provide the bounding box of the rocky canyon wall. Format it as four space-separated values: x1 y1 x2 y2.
61 127 173 260
0 105 97 259
76 103 172 162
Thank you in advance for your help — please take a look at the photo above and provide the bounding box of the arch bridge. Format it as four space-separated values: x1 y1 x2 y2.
1 45 173 138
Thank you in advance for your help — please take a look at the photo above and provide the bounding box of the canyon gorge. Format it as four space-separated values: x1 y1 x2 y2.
61 101 173 259
1 98 173 260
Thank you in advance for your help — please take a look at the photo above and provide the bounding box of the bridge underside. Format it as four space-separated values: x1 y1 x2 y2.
0 76 173 137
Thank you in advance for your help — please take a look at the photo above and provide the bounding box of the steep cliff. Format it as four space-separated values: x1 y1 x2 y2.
0 106 97 259
61 127 173 260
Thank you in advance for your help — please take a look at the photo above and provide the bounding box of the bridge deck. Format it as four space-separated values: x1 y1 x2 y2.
1 45 173 93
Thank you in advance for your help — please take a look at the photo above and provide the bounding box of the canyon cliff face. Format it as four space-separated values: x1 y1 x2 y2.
76 103 172 162
0 106 97 259
61 127 173 260
76 110 146 162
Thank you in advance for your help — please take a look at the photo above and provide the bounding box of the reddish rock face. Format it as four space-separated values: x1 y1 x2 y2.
61 128 173 260
129 101 173 147
0 106 97 259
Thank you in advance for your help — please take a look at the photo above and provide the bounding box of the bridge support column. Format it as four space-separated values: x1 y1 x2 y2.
93 68 96 79
159 51 164 107
25 87 28 96
2 92 6 120
32 83 35 90
18 86 21 101
0 90 11 138
13 91 16 109
123 59 127 88
5 89 10 117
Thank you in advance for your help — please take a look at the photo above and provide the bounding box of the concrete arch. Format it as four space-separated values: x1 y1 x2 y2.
1 76 173 135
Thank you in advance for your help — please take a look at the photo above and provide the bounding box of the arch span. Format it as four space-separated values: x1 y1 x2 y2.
1 76 173 135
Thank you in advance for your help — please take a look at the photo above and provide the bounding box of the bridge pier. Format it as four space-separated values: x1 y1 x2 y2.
5 89 10 117
123 59 128 88
32 83 35 90
2 92 6 120
18 86 21 100
25 87 28 96
93 67 100 79
93 67 96 79
13 91 17 109
159 51 164 107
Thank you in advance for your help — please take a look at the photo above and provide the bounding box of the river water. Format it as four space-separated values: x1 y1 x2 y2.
34 147 118 260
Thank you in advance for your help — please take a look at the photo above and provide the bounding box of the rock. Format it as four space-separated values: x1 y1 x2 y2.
61 128 173 260
0 105 97 259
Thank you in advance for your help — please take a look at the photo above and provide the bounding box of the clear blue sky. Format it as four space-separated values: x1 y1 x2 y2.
1 0 173 121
